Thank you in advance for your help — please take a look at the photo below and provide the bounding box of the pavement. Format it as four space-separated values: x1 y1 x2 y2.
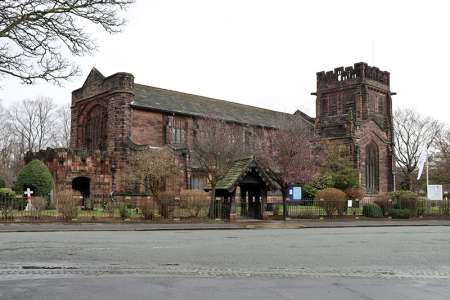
1 218 450 232
1 227 450 299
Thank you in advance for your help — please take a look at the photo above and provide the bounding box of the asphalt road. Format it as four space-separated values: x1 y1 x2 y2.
1 227 450 299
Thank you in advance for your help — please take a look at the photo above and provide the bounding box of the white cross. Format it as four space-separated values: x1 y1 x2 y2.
24 188 33 198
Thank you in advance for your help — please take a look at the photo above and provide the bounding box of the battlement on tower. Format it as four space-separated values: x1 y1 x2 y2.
316 62 390 87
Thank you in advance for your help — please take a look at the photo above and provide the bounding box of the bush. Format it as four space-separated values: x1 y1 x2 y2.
390 208 411 219
56 190 80 221
0 177 5 188
345 187 363 200
14 198 27 210
139 198 155 220
273 204 282 216
103 200 116 217
0 188 16 219
302 175 333 199
31 197 47 219
126 203 137 209
15 160 54 198
83 198 94 210
119 203 129 220
363 203 383 218
315 188 347 217
374 194 392 216
159 192 176 218
398 191 419 217
179 190 210 217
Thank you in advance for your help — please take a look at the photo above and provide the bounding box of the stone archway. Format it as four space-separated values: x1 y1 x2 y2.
72 176 91 199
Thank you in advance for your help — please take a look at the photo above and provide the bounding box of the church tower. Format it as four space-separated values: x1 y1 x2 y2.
314 62 394 195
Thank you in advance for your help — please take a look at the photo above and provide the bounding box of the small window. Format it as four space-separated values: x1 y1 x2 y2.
377 96 384 113
190 175 206 190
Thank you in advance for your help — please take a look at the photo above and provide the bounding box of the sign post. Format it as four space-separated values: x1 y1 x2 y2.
427 185 443 201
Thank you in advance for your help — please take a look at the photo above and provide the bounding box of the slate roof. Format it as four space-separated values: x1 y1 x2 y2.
212 156 279 192
132 84 314 128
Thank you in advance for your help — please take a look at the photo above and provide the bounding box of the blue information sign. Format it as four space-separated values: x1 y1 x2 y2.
288 186 302 201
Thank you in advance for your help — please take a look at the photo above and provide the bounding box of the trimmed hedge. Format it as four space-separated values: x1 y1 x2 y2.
390 208 410 219
315 188 347 216
363 203 383 218
15 160 54 198
0 177 5 188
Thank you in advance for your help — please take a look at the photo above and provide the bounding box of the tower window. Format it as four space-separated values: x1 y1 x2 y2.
321 97 329 116
329 96 337 116
377 96 384 113
365 142 379 194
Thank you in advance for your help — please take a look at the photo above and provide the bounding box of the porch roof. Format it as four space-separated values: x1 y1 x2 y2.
212 156 280 192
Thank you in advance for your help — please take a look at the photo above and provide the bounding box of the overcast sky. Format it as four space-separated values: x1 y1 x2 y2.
0 0 449 123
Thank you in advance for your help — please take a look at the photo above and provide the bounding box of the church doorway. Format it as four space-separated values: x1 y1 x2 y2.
72 177 90 203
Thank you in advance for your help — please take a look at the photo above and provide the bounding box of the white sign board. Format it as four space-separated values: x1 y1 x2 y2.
427 185 443 200
347 200 353 208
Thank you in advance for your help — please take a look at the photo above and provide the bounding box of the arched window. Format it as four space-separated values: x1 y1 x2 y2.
84 105 107 152
365 142 379 194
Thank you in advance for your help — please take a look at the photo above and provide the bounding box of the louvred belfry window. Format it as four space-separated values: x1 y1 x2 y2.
365 142 379 194
321 97 329 116
85 105 107 152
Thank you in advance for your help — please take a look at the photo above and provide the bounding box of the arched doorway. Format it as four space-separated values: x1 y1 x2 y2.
72 177 91 201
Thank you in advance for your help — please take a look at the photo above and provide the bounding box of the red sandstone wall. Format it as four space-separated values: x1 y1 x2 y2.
130 109 165 146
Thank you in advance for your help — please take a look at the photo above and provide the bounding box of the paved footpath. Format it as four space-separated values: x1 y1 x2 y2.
1 219 450 232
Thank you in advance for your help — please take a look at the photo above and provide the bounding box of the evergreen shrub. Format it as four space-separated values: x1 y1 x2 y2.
363 203 383 218
15 160 53 198
390 208 411 219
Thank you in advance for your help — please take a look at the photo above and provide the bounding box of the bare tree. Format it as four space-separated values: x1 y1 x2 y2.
54 103 71 148
256 115 317 220
431 128 450 185
393 108 444 189
129 147 179 215
0 100 22 185
0 0 133 85
8 97 57 153
191 118 244 217
0 97 70 185
435 128 450 160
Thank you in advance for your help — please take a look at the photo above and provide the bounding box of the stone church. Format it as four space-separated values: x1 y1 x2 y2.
33 62 394 210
